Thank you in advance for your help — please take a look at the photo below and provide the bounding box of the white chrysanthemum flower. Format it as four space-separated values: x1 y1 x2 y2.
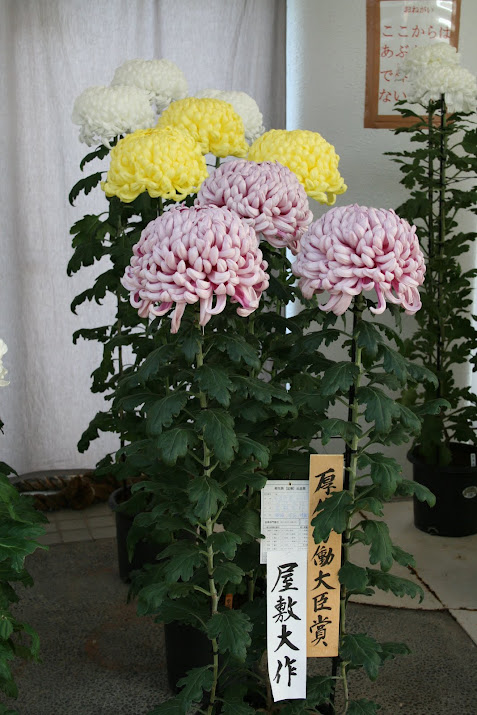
401 43 461 73
72 85 155 147
195 89 264 143
111 59 188 113
406 63 477 113
0 340 9 387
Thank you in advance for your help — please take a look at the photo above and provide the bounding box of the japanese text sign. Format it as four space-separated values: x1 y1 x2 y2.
307 454 344 658
365 0 461 128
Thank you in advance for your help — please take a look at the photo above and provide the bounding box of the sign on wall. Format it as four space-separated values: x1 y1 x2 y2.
365 0 461 128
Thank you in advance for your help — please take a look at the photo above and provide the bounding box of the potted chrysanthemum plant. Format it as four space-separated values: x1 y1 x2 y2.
290 204 445 714
386 43 477 536
0 340 47 710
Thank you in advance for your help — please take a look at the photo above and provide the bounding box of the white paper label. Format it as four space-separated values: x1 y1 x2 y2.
267 550 307 702
260 480 309 564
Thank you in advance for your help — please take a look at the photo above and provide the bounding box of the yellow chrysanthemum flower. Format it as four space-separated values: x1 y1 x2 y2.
101 126 208 202
157 97 249 158
248 129 347 205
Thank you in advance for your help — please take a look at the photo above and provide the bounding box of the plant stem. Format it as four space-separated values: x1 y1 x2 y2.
197 339 220 715
437 94 447 404
329 296 365 715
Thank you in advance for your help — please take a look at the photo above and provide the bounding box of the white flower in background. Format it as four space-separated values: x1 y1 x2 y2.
401 43 477 113
111 59 188 113
402 42 460 72
72 85 155 147
195 89 265 143
0 340 9 387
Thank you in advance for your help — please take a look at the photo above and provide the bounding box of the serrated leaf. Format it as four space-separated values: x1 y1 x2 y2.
379 344 408 382
147 392 188 436
360 520 394 571
222 700 256 715
206 610 252 661
136 345 175 382
208 532 242 559
380 641 411 662
341 633 382 680
367 569 424 603
357 386 400 433
348 699 381 714
356 321 385 358
358 452 403 500
228 508 262 543
339 561 369 592
321 362 360 396
177 665 213 708
404 361 438 387
68 171 103 205
305 675 334 707
396 404 421 434
187 477 227 521
156 428 194 466
195 365 233 407
215 334 260 369
237 436 269 468
213 561 244 585
319 418 362 446
161 541 203 582
0 615 13 640
196 409 238 464
311 491 354 543
396 478 435 506
149 696 187 715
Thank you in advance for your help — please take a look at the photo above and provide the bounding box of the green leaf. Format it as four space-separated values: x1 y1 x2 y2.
161 541 203 582
321 362 360 396
357 386 400 433
413 398 450 417
177 665 213 708
195 365 233 407
206 610 252 661
0 616 13 640
237 436 269 468
404 361 438 387
311 491 354 542
341 633 382 680
213 561 245 585
380 641 411 662
147 392 188 436
196 409 238 464
358 452 402 500
379 344 407 382
187 477 227 521
396 404 421 434
228 508 262 543
356 322 384 358
156 428 195 465
136 345 175 382
215 334 260 369
339 561 369 592
208 532 242 559
360 520 394 571
222 700 256 715
68 171 103 205
396 478 436 506
348 699 381 714
305 675 334 707
367 569 424 603
79 143 110 170
319 418 362 446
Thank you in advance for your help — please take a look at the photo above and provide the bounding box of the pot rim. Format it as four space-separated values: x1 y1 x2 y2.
408 442 477 475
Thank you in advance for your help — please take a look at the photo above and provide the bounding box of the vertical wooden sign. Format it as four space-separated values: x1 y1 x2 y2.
306 454 344 658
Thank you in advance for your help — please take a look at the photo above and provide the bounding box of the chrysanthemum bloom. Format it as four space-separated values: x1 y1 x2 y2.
248 129 347 205
292 204 425 316
122 206 269 333
111 59 188 113
72 85 155 147
196 159 312 253
195 89 264 143
157 98 249 158
401 45 477 113
101 126 208 202
0 339 9 387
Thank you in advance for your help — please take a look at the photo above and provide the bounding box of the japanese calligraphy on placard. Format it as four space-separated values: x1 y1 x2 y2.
260 480 309 564
267 550 307 701
365 0 461 128
307 454 344 658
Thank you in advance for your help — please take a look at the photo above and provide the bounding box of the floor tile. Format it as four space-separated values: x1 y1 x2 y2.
90 526 116 540
449 609 477 646
61 529 91 543
37 533 62 546
57 518 88 531
85 515 115 528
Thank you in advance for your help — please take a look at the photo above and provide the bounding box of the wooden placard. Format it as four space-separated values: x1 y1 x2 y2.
365 0 461 128
306 454 344 658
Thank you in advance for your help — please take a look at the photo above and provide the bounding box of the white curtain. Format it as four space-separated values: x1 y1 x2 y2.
0 0 286 474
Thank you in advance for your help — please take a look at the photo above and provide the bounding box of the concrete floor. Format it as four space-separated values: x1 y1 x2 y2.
8 499 477 714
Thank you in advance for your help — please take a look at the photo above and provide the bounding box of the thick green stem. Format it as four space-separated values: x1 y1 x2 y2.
427 106 436 374
329 296 365 715
197 340 220 714
437 95 447 403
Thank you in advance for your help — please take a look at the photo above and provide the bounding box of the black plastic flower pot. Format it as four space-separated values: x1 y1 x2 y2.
164 621 213 693
409 443 477 537
108 487 163 582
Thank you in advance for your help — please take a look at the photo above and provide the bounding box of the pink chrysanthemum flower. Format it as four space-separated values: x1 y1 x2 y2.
195 159 312 254
122 206 269 333
292 204 425 316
